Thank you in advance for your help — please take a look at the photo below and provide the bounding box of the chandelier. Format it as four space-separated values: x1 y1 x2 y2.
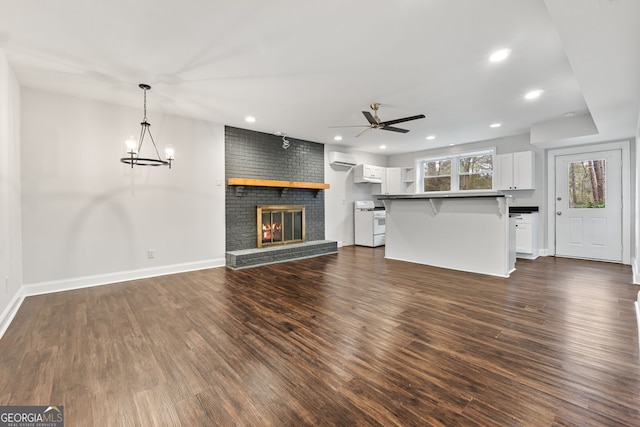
121 84 175 168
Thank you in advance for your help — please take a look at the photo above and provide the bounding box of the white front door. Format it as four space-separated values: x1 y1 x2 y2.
555 150 622 261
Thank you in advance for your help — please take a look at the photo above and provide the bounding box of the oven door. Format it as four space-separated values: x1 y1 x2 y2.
373 212 386 235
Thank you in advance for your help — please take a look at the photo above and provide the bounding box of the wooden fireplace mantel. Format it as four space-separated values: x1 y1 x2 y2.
227 178 330 197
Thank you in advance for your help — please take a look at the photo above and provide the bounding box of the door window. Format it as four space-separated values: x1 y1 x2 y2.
568 159 606 208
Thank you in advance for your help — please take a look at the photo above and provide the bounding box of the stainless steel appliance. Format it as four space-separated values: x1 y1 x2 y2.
354 200 386 247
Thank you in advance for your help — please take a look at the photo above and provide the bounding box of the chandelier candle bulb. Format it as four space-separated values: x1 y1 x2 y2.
125 136 138 154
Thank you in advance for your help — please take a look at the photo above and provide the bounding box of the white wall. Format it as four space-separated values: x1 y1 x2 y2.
0 50 23 335
635 109 640 283
20 88 226 291
388 133 547 250
324 146 387 247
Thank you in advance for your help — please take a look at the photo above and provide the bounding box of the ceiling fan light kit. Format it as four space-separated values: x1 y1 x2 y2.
120 84 175 169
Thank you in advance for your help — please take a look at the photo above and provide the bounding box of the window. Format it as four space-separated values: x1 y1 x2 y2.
423 159 451 191
458 153 493 190
568 159 606 208
417 149 494 193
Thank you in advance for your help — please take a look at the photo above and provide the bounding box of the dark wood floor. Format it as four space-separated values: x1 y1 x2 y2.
0 247 638 426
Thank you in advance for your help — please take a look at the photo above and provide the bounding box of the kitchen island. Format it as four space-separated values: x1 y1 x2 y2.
377 192 516 277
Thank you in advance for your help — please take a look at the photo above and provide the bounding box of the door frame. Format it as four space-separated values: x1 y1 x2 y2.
546 140 630 264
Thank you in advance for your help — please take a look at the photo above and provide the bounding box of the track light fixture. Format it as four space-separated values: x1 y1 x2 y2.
121 84 174 168
274 131 291 149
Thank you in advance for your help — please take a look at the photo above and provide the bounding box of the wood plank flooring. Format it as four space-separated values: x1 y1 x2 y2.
0 247 638 426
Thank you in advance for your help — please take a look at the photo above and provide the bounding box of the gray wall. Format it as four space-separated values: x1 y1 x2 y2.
225 126 325 251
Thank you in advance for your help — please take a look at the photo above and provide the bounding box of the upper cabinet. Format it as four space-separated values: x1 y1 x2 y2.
383 167 401 194
382 167 415 194
495 151 535 190
354 164 385 183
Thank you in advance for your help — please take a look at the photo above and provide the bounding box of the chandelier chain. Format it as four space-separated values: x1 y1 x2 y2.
143 86 148 122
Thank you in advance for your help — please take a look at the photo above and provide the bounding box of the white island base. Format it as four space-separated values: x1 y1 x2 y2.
379 193 516 277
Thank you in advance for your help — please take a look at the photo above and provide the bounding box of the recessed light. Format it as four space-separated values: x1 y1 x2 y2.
563 111 576 118
334 135 342 141
490 123 502 128
426 135 436 140
245 116 256 123
379 145 386 150
489 49 511 62
525 90 543 100
448 143 456 146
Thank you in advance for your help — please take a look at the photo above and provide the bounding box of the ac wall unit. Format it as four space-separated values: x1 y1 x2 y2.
329 151 357 166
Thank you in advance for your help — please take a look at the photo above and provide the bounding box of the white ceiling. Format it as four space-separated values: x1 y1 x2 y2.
1 0 638 154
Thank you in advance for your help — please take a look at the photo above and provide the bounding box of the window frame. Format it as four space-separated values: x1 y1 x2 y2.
415 148 496 193
421 157 453 192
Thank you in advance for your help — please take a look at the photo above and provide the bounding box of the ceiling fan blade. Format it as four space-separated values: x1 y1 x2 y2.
328 125 370 128
381 126 410 133
356 127 374 137
380 114 426 127
362 111 378 125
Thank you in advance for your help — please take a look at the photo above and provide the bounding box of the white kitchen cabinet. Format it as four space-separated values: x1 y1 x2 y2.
515 212 538 258
382 167 414 194
354 164 385 183
383 167 402 194
495 151 535 190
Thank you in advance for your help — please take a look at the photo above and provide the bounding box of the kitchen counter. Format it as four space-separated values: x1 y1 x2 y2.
509 206 539 214
379 193 516 277
376 190 509 199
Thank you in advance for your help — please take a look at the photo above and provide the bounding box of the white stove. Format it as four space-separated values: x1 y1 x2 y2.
354 200 386 247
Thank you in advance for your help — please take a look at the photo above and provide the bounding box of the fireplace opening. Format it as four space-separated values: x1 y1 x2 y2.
257 205 305 248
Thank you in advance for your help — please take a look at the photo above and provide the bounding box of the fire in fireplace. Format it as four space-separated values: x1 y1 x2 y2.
257 205 305 248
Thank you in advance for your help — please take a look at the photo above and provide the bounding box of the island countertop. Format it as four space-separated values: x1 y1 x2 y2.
376 191 511 200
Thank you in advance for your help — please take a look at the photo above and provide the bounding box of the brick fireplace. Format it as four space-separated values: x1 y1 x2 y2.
224 126 337 268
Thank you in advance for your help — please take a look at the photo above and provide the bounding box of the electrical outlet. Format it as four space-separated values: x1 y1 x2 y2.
147 249 155 259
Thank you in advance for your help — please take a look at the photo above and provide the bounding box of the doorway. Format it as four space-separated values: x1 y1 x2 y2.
547 141 630 264
555 150 622 261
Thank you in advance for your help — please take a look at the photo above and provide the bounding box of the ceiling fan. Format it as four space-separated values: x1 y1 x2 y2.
332 103 426 137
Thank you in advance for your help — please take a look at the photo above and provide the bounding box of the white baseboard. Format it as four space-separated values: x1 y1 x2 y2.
22 258 226 297
0 258 226 340
635 294 640 346
0 288 25 340
632 257 639 285
516 253 539 260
